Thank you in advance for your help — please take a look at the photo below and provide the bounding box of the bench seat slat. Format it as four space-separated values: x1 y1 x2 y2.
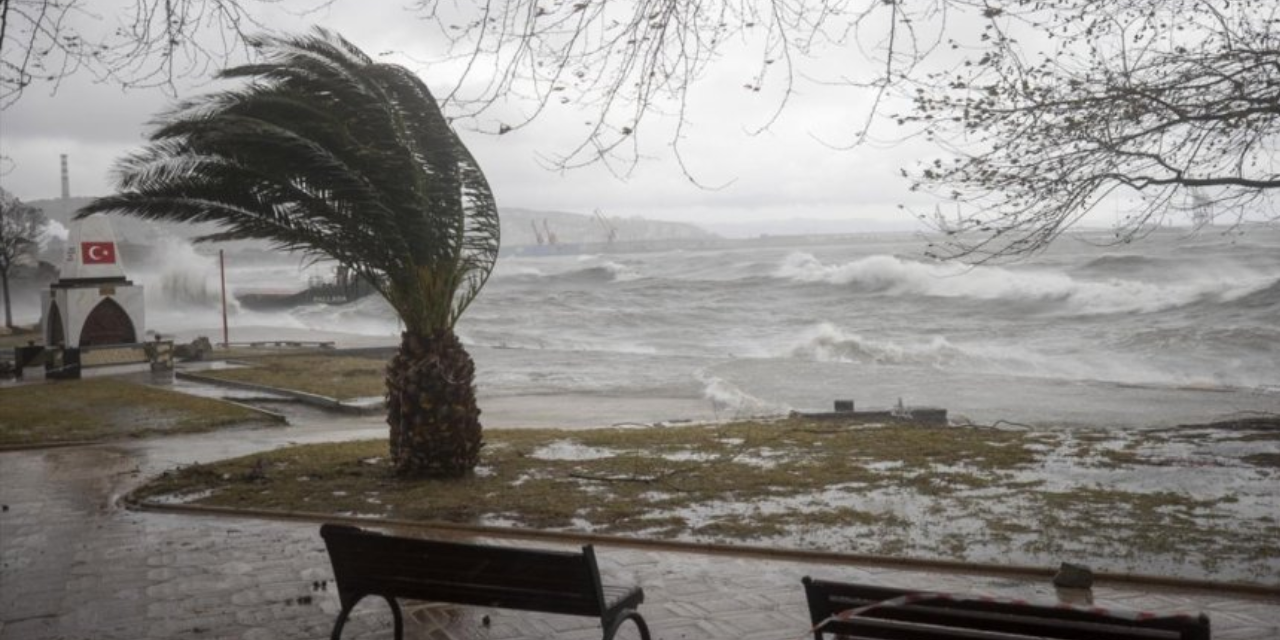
825 598 1181 640
824 588 1199 634
329 557 596 594
827 615 1102 640
332 543 595 581
338 576 602 616
803 578 1210 640
824 614 1180 640
320 524 650 640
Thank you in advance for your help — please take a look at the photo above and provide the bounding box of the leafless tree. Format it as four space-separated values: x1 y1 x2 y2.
413 0 963 178
7 1 1277 260
0 0 330 109
0 188 46 328
415 0 1280 259
900 0 1280 261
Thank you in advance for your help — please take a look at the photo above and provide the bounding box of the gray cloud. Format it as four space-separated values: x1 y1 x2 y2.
0 2 943 230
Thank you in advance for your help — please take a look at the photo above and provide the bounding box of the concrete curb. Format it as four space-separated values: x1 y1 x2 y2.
126 497 1280 600
0 439 104 452
219 398 289 423
176 371 384 415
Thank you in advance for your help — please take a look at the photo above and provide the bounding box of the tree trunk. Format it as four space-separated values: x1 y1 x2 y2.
1 268 12 329
386 328 483 478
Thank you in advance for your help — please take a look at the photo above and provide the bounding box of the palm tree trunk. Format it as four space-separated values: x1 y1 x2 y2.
386 328 483 478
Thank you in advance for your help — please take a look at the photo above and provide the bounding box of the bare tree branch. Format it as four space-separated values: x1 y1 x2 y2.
0 0 333 109
901 0 1280 261
0 188 47 327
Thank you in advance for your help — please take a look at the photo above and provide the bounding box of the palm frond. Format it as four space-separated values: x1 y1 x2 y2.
79 27 499 332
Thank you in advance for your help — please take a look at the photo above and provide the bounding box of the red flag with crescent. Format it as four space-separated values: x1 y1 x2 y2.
82 242 117 265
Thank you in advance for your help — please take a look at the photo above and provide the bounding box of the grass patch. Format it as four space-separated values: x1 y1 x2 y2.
1243 453 1280 468
1230 432 1280 443
130 417 1280 582
194 354 388 400
0 325 41 350
0 378 274 446
131 420 1044 541
137 419 1039 524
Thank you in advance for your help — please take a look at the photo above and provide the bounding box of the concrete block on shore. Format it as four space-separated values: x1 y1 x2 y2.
794 407 949 426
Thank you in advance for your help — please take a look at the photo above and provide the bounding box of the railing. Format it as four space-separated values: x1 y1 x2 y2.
13 341 174 380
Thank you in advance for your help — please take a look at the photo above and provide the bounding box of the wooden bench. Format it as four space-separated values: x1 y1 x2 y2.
320 524 651 640
801 578 1211 640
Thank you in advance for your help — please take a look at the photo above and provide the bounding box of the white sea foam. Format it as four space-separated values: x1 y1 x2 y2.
134 238 223 308
788 323 971 367
599 260 641 281
113 227 1280 428
288 295 400 336
529 441 620 461
698 373 790 417
782 322 1079 377
498 265 547 278
774 252 1270 314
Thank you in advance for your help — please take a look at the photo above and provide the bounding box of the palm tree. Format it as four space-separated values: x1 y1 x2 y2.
78 28 499 478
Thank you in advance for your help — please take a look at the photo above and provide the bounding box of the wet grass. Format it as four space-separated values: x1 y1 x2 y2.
193 353 388 400
134 420 1037 528
130 418 1280 582
0 378 275 446
1244 453 1280 468
0 325 41 350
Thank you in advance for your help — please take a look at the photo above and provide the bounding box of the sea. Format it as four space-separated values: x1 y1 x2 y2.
83 224 1280 430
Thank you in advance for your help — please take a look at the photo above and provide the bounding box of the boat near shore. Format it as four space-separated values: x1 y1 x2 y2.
234 266 376 310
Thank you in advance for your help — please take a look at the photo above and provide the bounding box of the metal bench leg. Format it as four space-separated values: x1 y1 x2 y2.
603 609 651 640
330 604 354 640
330 596 403 640
386 596 404 640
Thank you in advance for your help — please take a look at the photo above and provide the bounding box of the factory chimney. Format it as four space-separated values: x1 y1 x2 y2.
60 154 70 200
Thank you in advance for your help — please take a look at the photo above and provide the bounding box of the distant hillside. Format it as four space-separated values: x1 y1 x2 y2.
26 198 715 255
501 207 715 247
703 216 925 238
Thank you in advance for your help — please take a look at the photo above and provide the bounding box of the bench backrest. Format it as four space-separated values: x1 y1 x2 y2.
802 578 1211 640
320 524 607 617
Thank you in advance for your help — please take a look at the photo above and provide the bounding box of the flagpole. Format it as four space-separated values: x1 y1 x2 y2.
219 250 229 348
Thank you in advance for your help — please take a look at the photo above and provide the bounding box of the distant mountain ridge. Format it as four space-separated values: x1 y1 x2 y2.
26 198 716 251
500 207 715 247
703 216 924 238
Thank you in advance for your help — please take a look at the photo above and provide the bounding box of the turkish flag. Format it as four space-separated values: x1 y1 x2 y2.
82 242 117 265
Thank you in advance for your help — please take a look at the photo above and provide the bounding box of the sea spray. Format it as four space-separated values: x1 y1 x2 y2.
788 322 967 368
773 251 1273 314
132 226 1280 427
138 238 223 308
697 372 790 419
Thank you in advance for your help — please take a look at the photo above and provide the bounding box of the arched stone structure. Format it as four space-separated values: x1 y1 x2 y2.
79 298 137 346
46 301 66 346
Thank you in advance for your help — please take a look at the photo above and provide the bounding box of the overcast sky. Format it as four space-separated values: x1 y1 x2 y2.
0 1 965 233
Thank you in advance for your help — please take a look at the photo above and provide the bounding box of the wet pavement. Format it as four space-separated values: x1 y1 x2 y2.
2 404 1279 639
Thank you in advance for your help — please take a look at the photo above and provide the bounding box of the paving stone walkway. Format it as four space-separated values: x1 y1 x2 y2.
2 412 1278 639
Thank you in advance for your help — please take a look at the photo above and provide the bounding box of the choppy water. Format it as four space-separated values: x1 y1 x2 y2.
99 225 1280 428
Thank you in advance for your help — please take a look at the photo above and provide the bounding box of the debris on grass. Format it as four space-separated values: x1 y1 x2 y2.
131 418 1280 584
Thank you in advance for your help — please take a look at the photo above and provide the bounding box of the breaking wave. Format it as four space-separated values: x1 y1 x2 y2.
698 373 791 417
1075 254 1166 275
541 261 642 284
787 322 1024 369
138 239 223 307
773 252 1267 314
1224 277 1280 309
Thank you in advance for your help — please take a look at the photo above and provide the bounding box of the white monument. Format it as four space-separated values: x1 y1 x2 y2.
40 215 145 347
